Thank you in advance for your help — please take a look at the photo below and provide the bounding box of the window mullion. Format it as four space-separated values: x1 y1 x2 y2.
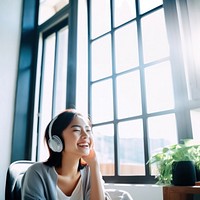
110 0 120 177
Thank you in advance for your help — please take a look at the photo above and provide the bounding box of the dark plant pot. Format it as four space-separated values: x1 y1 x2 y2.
196 167 200 181
172 161 197 186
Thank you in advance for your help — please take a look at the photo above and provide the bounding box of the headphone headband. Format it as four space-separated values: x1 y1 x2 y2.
48 116 58 141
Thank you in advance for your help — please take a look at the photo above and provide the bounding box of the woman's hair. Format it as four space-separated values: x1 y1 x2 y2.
44 108 90 169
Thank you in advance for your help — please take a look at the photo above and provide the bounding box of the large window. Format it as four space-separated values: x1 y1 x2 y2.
29 0 200 184
35 22 69 161
32 0 86 161
87 0 200 183
31 0 88 161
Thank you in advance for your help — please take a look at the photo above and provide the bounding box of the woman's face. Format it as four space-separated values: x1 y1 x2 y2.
62 115 93 157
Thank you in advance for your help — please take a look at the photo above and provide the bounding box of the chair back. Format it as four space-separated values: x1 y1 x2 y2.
5 160 34 200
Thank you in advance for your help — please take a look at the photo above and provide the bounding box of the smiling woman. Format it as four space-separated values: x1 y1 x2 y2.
21 109 111 200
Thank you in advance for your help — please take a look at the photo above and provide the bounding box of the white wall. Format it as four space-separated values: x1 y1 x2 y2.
105 184 163 200
0 0 22 198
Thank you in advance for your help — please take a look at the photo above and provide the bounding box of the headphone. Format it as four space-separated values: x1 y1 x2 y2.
48 116 63 152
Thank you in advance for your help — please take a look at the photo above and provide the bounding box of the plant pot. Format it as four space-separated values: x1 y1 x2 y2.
172 161 197 186
196 167 200 181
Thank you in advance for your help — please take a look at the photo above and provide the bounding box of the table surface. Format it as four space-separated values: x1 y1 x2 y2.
163 183 200 200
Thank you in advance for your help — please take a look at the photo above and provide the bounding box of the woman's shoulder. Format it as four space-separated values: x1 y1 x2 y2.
24 162 57 182
26 162 54 176
27 162 47 171
21 162 57 199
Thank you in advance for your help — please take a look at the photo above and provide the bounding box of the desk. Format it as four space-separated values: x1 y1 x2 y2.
163 184 200 200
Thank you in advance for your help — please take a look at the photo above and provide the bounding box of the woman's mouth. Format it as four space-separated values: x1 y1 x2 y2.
77 142 90 148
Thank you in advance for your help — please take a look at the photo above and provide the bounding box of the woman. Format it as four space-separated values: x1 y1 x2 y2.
21 109 110 200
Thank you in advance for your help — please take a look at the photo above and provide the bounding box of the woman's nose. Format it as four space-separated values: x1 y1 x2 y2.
81 129 89 138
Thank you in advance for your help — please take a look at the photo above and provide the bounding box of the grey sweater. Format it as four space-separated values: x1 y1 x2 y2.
21 162 101 200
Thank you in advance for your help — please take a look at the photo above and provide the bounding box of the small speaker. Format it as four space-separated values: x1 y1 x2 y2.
172 161 197 186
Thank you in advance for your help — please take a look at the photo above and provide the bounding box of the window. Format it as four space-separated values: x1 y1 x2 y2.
87 0 197 183
36 23 69 161
28 0 200 184
32 0 86 161
176 0 200 141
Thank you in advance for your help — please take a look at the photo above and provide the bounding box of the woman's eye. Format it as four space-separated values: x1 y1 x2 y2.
86 129 92 133
73 129 81 132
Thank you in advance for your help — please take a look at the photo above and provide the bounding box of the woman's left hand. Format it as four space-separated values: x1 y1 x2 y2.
82 147 99 167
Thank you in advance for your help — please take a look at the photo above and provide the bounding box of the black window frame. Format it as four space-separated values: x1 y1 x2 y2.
87 0 195 184
12 0 200 184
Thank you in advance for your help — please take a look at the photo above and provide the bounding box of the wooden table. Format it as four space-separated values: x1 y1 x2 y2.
163 184 200 200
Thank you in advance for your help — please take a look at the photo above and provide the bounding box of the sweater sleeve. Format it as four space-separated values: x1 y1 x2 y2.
81 166 112 200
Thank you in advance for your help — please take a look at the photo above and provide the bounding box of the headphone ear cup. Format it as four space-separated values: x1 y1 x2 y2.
48 135 63 153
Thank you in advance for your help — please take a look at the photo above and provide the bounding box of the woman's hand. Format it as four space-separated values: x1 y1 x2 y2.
82 147 105 200
82 147 99 167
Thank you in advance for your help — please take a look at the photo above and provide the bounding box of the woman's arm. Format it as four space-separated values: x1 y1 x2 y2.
82 149 106 200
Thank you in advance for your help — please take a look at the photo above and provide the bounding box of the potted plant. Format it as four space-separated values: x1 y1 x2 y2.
147 139 200 185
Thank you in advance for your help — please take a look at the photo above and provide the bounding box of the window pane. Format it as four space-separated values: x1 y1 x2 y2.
38 34 56 161
91 35 112 81
76 0 88 116
54 27 68 115
116 71 142 119
114 0 136 27
179 0 200 101
91 79 113 123
118 119 145 175
148 113 178 175
190 109 200 140
141 9 169 63
115 22 139 73
91 0 111 39
145 61 175 113
39 0 69 25
93 124 114 175
139 0 162 14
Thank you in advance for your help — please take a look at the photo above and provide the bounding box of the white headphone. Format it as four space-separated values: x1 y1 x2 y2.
48 116 63 152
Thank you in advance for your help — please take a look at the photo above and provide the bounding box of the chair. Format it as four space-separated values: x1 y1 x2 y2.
5 160 34 200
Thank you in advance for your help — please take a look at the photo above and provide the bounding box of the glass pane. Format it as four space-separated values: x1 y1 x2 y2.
180 0 200 101
76 0 88 116
39 0 69 25
91 35 112 81
190 109 200 140
93 124 114 175
116 71 142 119
91 0 111 39
91 79 113 123
141 9 169 63
54 27 68 115
139 0 162 14
118 119 145 175
114 0 136 27
38 34 56 161
115 22 139 73
148 114 178 175
145 61 175 113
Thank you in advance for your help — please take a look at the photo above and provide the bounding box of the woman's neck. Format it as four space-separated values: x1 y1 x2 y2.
56 155 80 177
